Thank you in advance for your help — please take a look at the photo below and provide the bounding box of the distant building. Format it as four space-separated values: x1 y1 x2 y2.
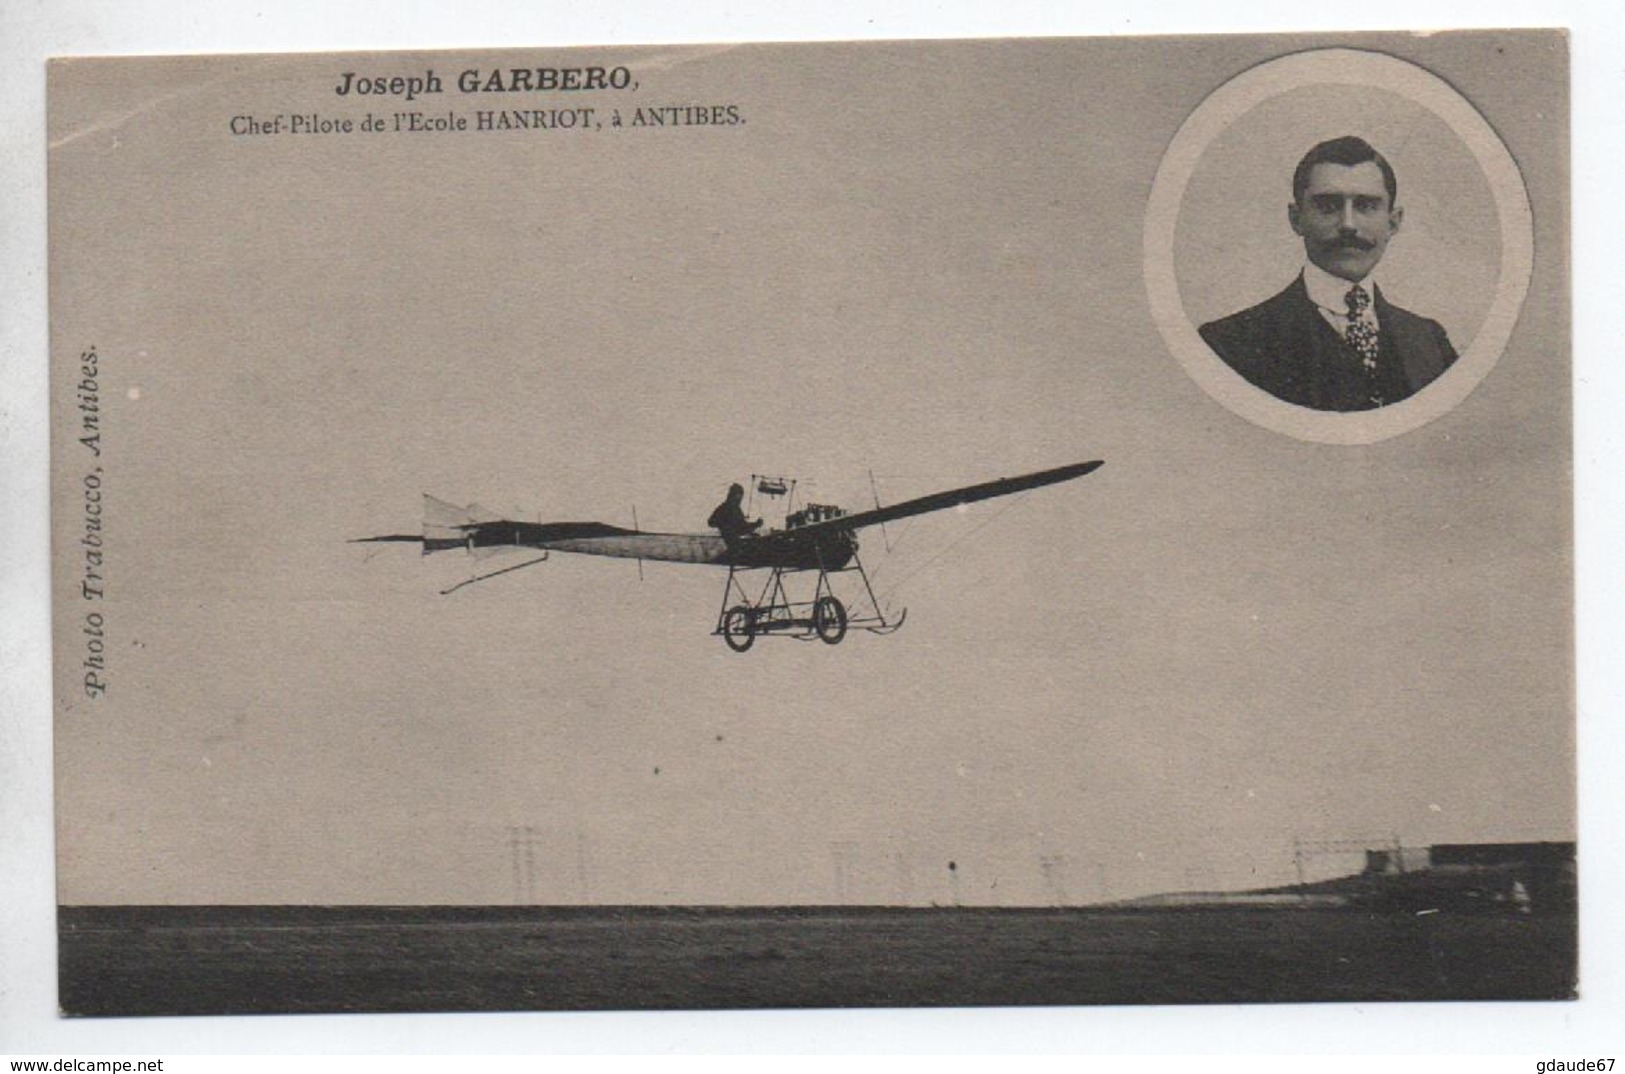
1428 842 1575 869
1364 840 1576 914
1362 846 1432 875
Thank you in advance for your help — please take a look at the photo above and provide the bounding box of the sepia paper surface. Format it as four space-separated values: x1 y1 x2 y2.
48 31 1573 1014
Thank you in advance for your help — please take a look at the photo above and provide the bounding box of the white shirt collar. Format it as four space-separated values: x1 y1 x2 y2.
1302 261 1377 318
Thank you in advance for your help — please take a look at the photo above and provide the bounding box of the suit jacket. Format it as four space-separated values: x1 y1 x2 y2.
1198 277 1457 412
707 499 761 543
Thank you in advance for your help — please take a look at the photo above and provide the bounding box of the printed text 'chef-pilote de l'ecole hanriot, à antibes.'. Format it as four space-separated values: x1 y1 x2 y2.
230 66 744 136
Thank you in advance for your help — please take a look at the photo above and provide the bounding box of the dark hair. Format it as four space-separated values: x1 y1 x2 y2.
1292 136 1397 205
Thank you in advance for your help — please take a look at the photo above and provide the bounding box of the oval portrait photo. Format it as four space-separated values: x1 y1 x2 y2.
1144 48 1533 444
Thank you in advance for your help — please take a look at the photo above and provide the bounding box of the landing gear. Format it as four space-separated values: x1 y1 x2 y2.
722 606 756 652
813 595 847 645
711 552 901 652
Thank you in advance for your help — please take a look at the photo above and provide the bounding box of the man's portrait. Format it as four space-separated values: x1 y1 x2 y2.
1197 136 1457 412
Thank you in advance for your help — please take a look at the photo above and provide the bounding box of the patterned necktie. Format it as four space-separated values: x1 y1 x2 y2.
1344 285 1380 372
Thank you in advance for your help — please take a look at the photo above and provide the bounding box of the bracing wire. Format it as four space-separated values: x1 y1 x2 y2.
873 490 1034 607
868 468 892 554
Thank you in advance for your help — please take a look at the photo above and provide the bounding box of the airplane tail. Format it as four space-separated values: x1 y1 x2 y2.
353 496 506 556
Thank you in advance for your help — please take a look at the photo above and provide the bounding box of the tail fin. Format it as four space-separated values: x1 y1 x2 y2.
423 494 473 547
422 495 512 556
359 497 546 558
355 496 497 555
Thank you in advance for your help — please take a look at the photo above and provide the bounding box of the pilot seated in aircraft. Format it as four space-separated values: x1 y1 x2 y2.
708 483 763 550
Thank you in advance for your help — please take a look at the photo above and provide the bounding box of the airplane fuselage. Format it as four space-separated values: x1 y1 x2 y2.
439 519 857 571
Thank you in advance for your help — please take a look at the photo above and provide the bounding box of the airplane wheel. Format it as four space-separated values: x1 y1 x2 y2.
722 606 755 652
813 595 847 645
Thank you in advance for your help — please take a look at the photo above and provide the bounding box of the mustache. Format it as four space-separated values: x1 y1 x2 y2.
1318 235 1377 251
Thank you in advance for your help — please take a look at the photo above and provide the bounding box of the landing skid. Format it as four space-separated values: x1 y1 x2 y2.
712 550 905 652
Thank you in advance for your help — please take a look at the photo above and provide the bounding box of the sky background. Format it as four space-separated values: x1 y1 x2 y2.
48 33 1569 907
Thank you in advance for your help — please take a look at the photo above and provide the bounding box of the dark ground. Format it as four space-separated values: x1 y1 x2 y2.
57 904 1577 1017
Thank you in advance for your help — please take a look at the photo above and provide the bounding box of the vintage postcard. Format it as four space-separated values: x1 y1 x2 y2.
49 31 1572 1016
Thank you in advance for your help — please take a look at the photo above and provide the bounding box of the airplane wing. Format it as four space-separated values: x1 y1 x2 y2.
354 460 1103 574
758 459 1104 543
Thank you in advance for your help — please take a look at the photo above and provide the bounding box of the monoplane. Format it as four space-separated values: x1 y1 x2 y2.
356 459 1103 651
